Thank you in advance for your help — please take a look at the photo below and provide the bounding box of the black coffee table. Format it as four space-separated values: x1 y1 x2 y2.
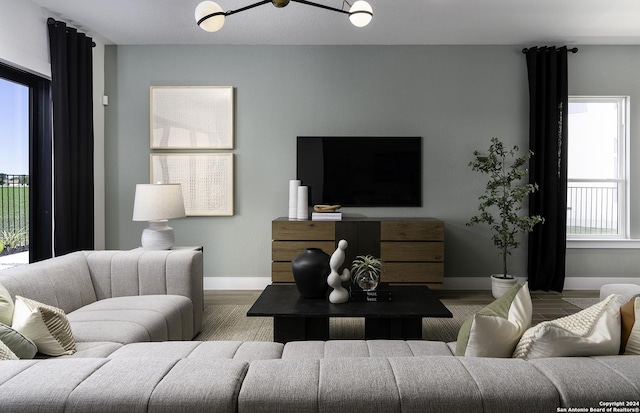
246 284 452 343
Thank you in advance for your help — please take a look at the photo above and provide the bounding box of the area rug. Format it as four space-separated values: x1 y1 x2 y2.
193 304 483 343
562 297 599 310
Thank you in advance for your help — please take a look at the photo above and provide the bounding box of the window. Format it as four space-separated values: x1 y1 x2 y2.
567 96 628 239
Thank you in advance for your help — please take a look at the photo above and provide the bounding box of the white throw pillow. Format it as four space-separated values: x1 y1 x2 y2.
455 282 532 357
513 293 621 359
12 296 76 356
0 282 14 326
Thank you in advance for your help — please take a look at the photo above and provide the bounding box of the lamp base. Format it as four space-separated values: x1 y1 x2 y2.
141 220 175 250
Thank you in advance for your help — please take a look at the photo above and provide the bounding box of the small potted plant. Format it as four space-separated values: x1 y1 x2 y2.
351 255 383 291
467 137 544 298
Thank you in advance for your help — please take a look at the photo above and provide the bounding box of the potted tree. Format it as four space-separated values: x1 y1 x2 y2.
467 137 544 298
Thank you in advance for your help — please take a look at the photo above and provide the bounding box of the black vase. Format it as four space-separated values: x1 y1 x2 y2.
291 248 330 298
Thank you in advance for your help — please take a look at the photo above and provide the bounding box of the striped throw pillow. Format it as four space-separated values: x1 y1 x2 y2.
11 296 76 356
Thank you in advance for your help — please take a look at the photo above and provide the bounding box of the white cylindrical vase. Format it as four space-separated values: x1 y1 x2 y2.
297 186 309 220
289 180 301 219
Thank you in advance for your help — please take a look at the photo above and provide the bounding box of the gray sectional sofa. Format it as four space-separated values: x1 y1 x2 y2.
1 250 640 412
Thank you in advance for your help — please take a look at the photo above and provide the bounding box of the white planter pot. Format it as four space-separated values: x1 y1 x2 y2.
491 274 517 299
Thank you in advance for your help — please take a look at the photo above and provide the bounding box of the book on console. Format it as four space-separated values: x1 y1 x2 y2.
312 212 342 221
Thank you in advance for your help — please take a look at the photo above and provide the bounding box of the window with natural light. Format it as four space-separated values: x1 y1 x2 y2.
567 96 628 239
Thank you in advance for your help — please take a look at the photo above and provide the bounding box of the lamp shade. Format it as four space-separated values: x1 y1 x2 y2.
195 1 226 32
132 184 186 221
349 0 373 27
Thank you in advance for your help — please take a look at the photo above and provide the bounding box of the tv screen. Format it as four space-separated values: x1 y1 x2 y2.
296 136 422 207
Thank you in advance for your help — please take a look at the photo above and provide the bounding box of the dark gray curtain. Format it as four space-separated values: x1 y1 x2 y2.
47 18 94 255
525 46 568 292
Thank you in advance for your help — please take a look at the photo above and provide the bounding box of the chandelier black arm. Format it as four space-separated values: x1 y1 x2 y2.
291 0 349 15
197 0 271 26
226 0 271 16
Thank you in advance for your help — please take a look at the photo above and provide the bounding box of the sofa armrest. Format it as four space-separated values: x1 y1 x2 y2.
83 249 203 335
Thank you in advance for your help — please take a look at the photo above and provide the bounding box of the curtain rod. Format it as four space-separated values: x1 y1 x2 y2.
47 17 96 48
522 47 578 54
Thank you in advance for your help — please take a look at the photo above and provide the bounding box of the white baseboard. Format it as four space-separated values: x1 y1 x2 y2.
204 277 271 290
204 276 640 291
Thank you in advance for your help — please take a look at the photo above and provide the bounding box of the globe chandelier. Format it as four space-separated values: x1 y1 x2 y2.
195 0 373 32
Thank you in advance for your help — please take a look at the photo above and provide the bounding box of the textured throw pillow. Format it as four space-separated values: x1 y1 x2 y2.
12 296 76 356
455 282 532 357
0 282 14 326
0 339 18 360
620 295 640 355
0 323 37 359
513 294 621 359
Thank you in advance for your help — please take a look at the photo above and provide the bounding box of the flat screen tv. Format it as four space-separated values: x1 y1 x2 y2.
296 136 422 207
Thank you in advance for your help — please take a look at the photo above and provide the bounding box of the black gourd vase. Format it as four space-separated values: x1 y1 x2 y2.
291 248 330 298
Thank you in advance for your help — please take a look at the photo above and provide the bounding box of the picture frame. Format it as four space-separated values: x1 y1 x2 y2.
150 86 234 149
150 153 234 216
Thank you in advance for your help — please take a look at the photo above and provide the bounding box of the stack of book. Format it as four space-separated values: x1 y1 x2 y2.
311 212 342 221
350 282 392 302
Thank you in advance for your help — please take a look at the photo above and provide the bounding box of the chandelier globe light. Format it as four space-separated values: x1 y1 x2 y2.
349 0 373 27
195 0 373 32
195 1 225 32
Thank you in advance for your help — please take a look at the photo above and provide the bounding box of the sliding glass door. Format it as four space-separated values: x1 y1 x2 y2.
0 63 52 267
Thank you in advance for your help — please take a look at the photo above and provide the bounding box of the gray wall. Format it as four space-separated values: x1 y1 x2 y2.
104 44 640 286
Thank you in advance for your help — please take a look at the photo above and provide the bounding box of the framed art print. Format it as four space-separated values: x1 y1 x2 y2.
150 86 234 149
151 153 234 216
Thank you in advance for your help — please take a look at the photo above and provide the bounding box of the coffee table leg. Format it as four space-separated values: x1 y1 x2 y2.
365 317 422 340
273 316 329 343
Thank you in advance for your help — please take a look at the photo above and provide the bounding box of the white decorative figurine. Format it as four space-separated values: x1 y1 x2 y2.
327 239 351 304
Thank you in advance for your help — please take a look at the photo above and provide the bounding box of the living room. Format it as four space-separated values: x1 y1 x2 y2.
3 2 640 410
2 0 640 292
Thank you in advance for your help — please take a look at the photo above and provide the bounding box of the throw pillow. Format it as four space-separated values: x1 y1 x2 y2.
0 281 14 326
513 293 621 359
0 339 18 360
455 282 532 357
0 323 37 359
12 296 76 356
620 295 640 355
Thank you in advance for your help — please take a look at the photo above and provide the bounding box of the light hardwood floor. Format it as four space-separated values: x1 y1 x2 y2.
204 288 601 325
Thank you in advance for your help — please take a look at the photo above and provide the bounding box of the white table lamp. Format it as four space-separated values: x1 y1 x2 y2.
132 184 186 250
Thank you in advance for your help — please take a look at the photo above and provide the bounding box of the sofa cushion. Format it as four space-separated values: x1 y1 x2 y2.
455 282 532 357
12 296 76 356
530 357 640 407
0 323 37 359
64 358 179 411
239 359 321 412
620 295 640 354
0 281 13 326
513 294 621 359
67 295 194 343
0 358 109 410
147 359 248 413
0 339 18 360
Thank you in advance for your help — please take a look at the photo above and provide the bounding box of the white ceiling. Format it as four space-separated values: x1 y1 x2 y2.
30 0 640 46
